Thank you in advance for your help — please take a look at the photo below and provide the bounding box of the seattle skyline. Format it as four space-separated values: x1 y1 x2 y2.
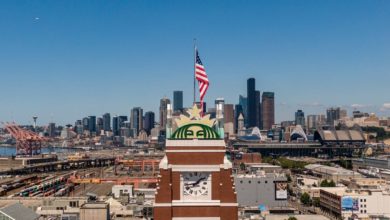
1 1 389 125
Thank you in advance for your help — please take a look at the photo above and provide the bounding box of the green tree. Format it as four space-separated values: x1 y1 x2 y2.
312 197 320 207
320 179 336 187
286 174 292 182
300 192 311 206
320 179 329 187
239 162 246 171
288 217 298 220
362 126 390 141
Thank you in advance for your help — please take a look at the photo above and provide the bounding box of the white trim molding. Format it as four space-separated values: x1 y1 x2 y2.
171 165 221 172
172 217 221 220
220 203 238 206
172 200 221 206
153 203 172 207
166 139 226 147
154 202 238 207
166 150 226 153
172 218 220 220
159 155 168 169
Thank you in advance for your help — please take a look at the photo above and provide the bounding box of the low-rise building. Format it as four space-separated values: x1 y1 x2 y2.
0 203 39 220
305 164 361 183
246 163 282 174
112 185 133 199
234 172 288 209
320 187 390 219
340 177 387 190
353 157 390 170
80 202 110 220
297 175 320 187
264 214 330 220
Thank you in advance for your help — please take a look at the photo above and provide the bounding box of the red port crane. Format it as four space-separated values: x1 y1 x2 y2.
2 122 47 156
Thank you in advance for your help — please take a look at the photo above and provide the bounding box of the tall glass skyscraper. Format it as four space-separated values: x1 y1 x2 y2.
247 78 257 128
112 116 119 136
102 113 111 131
326 107 341 126
144 111 155 135
88 116 96 133
295 110 305 127
131 107 143 135
173 91 183 112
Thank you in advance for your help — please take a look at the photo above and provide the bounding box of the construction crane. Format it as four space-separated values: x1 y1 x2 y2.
115 158 160 175
1 122 47 156
67 176 158 189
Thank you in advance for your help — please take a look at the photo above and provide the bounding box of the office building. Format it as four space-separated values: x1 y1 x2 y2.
306 114 325 131
143 111 155 135
353 111 369 118
194 101 207 114
118 116 128 129
102 113 111 131
207 107 216 118
173 91 183 112
82 117 89 131
307 115 318 130
74 120 83 135
130 107 143 135
88 116 96 133
295 110 305 128
234 104 244 133
224 104 234 135
262 92 275 130
239 95 248 126
247 78 257 128
48 122 56 137
112 116 119 136
224 104 234 124
327 107 341 126
255 90 262 129
159 97 170 129
96 117 103 134
215 98 225 114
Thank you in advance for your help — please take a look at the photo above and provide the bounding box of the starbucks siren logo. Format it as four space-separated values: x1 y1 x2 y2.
171 105 219 139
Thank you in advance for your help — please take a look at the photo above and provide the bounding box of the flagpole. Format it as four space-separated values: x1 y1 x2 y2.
193 38 196 105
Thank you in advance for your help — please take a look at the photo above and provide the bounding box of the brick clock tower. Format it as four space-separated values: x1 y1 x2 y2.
154 104 238 220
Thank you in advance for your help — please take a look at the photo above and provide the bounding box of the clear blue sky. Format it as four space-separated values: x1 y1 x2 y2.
1 0 389 125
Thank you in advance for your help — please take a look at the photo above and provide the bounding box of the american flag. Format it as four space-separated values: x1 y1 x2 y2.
195 49 209 104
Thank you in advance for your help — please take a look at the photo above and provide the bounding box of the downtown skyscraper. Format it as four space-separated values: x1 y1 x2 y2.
247 78 256 128
102 113 111 131
159 97 171 130
261 92 275 130
247 78 262 129
131 107 143 135
173 91 183 112
143 111 155 135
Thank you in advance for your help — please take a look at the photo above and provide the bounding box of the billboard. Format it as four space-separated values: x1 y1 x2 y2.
275 181 288 200
341 196 359 211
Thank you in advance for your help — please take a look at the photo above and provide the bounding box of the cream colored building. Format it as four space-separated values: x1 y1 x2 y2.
80 203 109 220
320 187 390 220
